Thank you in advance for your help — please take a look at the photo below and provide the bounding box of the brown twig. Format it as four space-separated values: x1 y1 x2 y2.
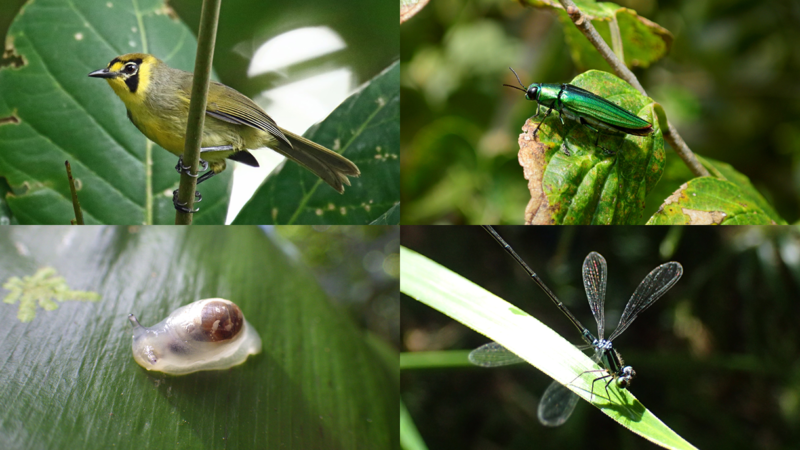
560 0 709 177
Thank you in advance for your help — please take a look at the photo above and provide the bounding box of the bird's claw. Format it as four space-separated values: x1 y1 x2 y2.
174 157 209 177
172 189 202 213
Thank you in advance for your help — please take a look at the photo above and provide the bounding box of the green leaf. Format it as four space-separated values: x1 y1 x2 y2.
0 0 230 224
643 155 785 225
369 202 400 224
0 227 397 449
400 246 698 450
400 400 429 450
233 61 400 225
517 70 664 224
529 0 673 70
646 177 785 225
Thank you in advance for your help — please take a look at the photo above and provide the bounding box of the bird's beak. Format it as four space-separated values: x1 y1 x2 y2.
88 68 117 79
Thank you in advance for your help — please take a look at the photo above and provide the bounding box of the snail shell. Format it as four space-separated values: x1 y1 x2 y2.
128 298 262 375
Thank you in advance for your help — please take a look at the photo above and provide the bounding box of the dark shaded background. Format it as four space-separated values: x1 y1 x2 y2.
401 0 800 224
279 225 400 347
402 226 800 449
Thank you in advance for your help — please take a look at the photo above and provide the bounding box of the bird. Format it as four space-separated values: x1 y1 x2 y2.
89 53 360 212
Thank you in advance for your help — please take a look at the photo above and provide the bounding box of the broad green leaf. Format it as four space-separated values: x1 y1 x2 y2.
529 0 673 70
517 70 664 224
642 155 785 224
646 175 784 225
702 156 784 223
370 202 400 225
0 227 398 449
400 246 697 450
233 61 400 225
0 0 230 224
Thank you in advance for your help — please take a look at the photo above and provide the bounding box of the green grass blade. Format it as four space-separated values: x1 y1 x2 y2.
400 246 697 450
400 400 429 450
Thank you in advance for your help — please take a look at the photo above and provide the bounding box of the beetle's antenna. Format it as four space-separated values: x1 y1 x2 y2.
508 67 526 89
502 84 527 93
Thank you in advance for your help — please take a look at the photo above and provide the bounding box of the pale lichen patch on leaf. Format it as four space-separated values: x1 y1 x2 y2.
3 267 101 323
682 209 726 225
157 3 180 20
662 183 687 206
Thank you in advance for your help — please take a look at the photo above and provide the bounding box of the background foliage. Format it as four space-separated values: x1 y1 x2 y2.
400 0 800 224
402 225 800 449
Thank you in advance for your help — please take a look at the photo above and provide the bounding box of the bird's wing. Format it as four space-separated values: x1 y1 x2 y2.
204 81 292 148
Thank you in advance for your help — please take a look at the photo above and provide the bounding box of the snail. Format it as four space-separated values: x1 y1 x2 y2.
128 298 262 375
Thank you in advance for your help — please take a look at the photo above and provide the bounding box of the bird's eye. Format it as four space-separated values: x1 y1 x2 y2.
123 63 138 74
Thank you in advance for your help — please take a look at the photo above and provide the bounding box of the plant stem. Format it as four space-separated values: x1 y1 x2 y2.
64 160 83 225
174 0 223 224
558 0 710 177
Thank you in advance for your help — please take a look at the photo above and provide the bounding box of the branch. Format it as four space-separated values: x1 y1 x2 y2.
174 0 223 224
559 0 710 177
64 160 84 225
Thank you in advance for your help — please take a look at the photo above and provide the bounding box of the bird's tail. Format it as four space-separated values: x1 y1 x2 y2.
271 128 360 193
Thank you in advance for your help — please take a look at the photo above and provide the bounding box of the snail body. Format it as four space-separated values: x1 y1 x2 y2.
128 298 262 375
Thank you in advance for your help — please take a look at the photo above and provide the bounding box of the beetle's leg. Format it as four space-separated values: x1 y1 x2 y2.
532 106 555 138
560 141 572 157
579 118 616 156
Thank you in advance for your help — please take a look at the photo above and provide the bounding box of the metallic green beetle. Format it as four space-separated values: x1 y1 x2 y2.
505 68 653 155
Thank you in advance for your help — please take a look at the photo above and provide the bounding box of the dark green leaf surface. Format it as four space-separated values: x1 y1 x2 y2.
0 0 230 224
519 70 663 224
0 227 398 449
369 202 400 225
233 61 400 225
